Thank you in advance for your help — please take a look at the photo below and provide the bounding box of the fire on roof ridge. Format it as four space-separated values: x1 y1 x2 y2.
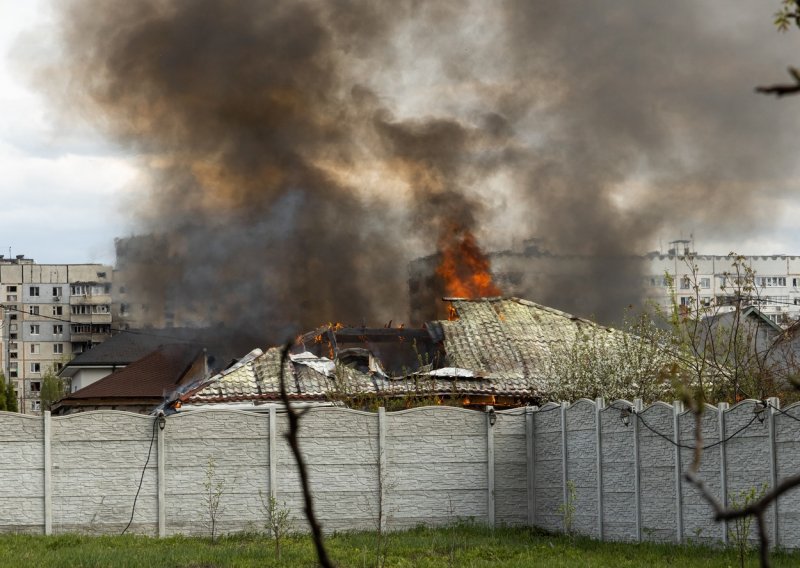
443 296 616 332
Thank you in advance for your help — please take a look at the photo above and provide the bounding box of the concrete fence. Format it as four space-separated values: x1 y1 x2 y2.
1 400 799 548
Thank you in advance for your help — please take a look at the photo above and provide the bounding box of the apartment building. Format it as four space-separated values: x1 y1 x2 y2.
0 255 114 414
643 240 800 324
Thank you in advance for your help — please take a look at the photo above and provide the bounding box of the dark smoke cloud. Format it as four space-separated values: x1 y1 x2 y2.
44 0 800 339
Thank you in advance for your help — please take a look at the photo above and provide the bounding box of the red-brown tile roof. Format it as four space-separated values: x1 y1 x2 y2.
64 343 204 400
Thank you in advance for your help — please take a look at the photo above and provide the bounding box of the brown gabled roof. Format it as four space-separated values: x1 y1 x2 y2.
63 343 204 400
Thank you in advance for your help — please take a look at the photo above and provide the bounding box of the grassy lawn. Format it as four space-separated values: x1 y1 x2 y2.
0 525 797 567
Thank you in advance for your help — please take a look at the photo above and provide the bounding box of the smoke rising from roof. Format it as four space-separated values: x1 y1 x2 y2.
43 0 800 340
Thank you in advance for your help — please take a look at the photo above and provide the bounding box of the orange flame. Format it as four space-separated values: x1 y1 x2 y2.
436 227 502 299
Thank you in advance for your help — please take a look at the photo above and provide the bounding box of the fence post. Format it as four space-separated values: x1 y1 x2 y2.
43 411 52 536
486 406 495 528
768 397 780 548
717 402 729 546
526 406 535 527
673 400 684 544
378 407 387 533
269 404 277 500
595 397 604 540
157 415 166 537
560 401 569 532
633 398 643 542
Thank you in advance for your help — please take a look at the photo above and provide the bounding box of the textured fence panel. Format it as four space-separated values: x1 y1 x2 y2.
566 400 599 537
385 407 487 529
638 403 678 543
1 401 799 549
277 408 379 534
776 403 800 546
600 401 637 541
51 412 157 535
165 410 269 536
533 403 563 533
493 409 527 527
0 412 43 534
679 405 721 546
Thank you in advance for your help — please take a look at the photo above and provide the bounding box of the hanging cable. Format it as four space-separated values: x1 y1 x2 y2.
121 417 158 535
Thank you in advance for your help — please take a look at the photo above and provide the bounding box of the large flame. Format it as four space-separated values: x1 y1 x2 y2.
436 227 502 299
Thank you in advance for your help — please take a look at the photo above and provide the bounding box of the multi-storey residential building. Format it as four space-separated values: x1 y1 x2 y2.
0 255 114 414
643 241 800 325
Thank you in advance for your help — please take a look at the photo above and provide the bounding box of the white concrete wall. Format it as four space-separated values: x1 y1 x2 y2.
1 401 799 549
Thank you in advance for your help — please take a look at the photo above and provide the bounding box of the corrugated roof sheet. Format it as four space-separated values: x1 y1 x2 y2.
440 297 618 380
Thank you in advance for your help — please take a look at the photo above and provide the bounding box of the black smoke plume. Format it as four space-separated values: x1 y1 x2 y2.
44 0 800 342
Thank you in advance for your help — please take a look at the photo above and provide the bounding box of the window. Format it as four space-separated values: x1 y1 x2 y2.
70 284 86 296
53 324 63 334
30 381 41 392
30 343 40 354
9 352 17 360
29 306 39 316
53 343 64 354
52 286 62 297
29 286 39 296
10 314 17 320
9 333 17 340
30 363 40 373
55 363 63 372
700 278 711 289
9 324 17 332
5 294 16 302
680 277 691 290
71 305 91 315
756 276 786 287
92 305 110 314
97 271 106 278
120 303 128 315
53 306 62 316
680 297 693 306
31 400 40 412
30 324 39 335
6 286 16 292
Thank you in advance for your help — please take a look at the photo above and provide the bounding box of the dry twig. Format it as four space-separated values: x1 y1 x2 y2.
277 343 335 568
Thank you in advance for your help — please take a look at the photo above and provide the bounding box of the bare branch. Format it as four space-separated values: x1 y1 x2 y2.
756 66 800 97
277 343 335 568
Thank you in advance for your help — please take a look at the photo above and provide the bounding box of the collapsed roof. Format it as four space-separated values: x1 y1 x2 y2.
175 297 632 409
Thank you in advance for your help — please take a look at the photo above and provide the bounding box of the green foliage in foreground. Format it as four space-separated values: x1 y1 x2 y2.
1 524 799 567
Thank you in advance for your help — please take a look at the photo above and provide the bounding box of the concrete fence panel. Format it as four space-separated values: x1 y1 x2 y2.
385 406 487 530
532 403 562 533
51 411 157 536
776 401 800 546
493 408 528 527
277 407 379 534
565 399 599 537
165 409 269 536
0 401 799 549
637 402 678 543
0 412 43 534
600 400 637 541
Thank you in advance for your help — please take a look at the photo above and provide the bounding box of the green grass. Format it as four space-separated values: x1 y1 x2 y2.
0 524 797 567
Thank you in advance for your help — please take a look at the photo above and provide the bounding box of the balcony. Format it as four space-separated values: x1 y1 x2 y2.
70 333 110 343
70 294 112 306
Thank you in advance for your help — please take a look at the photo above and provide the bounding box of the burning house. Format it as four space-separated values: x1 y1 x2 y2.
170 296 651 411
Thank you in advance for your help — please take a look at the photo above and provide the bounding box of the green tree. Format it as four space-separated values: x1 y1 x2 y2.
39 367 66 412
5 380 18 412
0 372 6 411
